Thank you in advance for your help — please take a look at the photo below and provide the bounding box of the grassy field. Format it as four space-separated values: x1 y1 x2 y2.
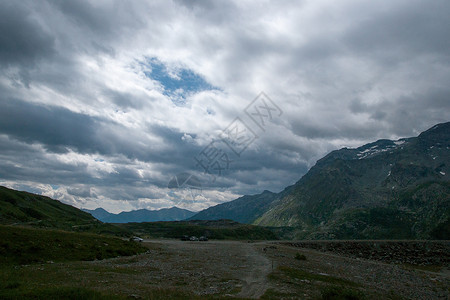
0 225 215 299
0 247 223 300
118 219 279 240
0 263 208 300
0 225 153 299
0 225 147 265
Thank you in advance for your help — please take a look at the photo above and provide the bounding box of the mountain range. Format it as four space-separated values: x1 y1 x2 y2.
190 122 450 239
83 207 196 223
1 122 448 240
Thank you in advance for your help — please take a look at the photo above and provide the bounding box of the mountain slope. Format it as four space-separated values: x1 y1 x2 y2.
84 207 112 221
255 122 450 239
191 122 450 239
84 207 196 223
0 186 129 235
189 190 284 223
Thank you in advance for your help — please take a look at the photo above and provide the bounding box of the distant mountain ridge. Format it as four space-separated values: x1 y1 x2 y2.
190 122 450 239
188 190 283 223
84 207 196 223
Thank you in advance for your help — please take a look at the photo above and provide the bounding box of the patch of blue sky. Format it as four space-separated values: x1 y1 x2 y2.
143 58 217 104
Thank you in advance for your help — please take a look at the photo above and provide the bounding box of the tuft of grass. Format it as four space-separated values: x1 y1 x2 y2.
135 288 216 300
400 263 442 273
321 286 365 300
261 288 301 299
0 286 124 300
278 266 361 287
295 253 307 260
4 282 21 289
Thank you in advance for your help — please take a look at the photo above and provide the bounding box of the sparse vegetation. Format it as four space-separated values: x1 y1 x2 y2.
0 286 124 300
276 266 361 287
260 288 299 299
266 266 367 300
321 286 365 300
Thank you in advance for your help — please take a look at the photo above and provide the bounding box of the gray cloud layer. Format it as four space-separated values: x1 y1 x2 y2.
0 0 449 212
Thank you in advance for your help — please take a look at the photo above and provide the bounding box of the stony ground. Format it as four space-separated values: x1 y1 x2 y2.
280 240 450 266
8 239 449 299
92 240 271 298
264 242 449 299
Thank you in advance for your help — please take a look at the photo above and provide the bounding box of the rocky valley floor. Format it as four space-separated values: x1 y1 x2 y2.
1 240 449 299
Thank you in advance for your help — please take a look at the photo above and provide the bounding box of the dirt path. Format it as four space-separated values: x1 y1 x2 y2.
236 243 272 299
148 239 273 298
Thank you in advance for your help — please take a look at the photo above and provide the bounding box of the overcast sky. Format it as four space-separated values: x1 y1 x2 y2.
0 0 449 213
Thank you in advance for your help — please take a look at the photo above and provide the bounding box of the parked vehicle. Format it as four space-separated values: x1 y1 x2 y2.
131 236 143 242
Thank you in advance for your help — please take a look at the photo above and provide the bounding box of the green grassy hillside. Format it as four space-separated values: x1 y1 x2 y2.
0 186 129 236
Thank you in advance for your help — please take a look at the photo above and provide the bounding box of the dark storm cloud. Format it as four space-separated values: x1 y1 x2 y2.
269 1 450 146
346 86 450 137
0 135 172 200
0 99 100 154
49 0 146 52
0 99 183 164
343 0 450 60
289 117 383 140
0 2 55 67
52 0 113 36
0 136 89 184
0 99 217 186
174 0 238 24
